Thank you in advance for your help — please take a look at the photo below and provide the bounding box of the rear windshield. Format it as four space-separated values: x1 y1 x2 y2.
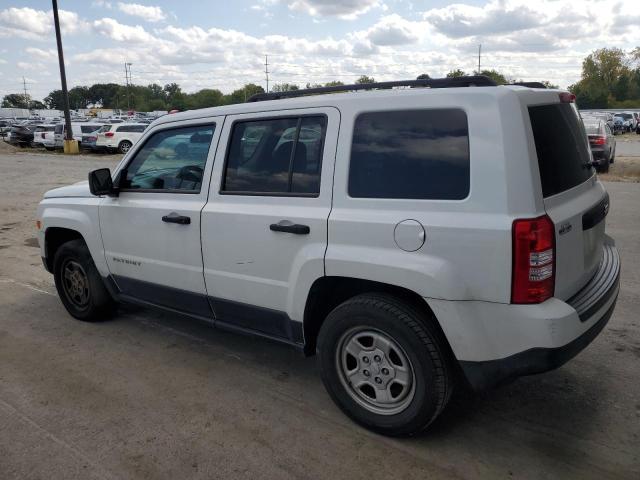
529 103 593 198
584 123 601 134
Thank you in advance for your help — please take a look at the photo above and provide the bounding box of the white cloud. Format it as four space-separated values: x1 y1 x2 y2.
25 47 58 62
361 14 421 46
284 0 382 20
0 7 88 40
92 0 113 8
117 2 166 22
93 17 155 42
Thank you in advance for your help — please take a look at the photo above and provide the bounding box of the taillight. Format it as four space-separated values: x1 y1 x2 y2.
511 215 555 304
589 135 606 145
559 92 576 103
105 132 114 137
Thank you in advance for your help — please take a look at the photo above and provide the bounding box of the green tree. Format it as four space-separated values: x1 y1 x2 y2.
29 100 45 109
324 80 344 87
478 69 508 84
1 93 29 108
271 83 300 92
356 75 375 84
68 86 91 109
446 69 467 78
582 48 628 93
416 73 430 80
43 90 64 109
187 89 224 109
541 80 560 89
224 83 265 104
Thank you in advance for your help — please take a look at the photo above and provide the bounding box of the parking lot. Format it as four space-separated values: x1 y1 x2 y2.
0 144 639 479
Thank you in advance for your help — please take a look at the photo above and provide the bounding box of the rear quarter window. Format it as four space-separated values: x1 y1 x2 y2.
348 109 470 200
529 103 593 198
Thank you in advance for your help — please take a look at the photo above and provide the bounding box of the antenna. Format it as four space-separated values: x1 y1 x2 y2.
264 55 270 93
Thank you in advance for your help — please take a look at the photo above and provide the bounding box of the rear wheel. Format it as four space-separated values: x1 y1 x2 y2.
118 140 132 154
53 239 115 321
317 293 453 436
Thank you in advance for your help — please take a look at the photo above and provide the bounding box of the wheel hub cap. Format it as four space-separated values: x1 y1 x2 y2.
337 328 415 415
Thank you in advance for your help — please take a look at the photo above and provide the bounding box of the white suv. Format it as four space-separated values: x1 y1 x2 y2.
36 77 620 436
95 123 147 153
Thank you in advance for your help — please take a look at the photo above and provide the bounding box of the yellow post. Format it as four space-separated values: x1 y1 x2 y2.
63 139 80 154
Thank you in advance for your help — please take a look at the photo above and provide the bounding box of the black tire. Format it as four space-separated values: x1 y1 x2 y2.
118 140 132 154
53 239 116 321
317 293 453 436
598 162 609 173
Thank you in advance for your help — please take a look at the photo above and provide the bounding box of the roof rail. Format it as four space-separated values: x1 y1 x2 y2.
248 75 498 102
511 82 548 88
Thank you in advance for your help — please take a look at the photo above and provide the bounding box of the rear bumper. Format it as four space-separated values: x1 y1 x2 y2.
428 240 620 390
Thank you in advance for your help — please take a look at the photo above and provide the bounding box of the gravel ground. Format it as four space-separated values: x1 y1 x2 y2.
0 150 639 480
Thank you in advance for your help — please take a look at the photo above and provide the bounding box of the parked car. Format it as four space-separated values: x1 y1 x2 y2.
95 123 147 153
53 123 105 149
612 115 625 134
584 119 615 172
36 78 619 436
8 124 34 146
33 125 57 149
616 113 634 132
582 112 614 132
80 124 108 150
0 120 12 137
623 111 638 131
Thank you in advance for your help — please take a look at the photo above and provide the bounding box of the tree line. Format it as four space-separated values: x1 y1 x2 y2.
2 48 637 112
569 47 640 109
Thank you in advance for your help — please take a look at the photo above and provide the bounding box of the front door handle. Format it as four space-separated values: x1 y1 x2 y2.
270 221 310 235
162 213 191 225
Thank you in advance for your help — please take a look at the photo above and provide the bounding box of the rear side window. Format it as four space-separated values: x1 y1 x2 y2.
349 109 470 200
529 104 592 198
54 124 63 134
81 125 101 134
222 115 327 195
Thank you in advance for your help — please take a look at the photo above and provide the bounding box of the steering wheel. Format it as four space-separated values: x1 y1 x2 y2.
176 165 204 188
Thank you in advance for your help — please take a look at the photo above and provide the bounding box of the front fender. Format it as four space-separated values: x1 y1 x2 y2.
37 198 107 275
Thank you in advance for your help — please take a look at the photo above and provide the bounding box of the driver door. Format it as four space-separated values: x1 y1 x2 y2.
99 118 223 319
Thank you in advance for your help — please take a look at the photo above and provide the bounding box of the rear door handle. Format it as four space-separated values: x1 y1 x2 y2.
162 213 191 225
270 221 310 235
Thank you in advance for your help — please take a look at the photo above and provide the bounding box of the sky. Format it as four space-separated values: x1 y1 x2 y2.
0 0 639 101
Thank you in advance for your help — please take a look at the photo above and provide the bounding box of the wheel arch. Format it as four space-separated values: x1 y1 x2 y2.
43 227 85 273
302 276 455 361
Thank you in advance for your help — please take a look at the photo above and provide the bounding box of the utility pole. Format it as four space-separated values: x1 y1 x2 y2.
22 77 29 109
477 44 482 74
52 0 77 153
124 62 133 111
264 55 270 93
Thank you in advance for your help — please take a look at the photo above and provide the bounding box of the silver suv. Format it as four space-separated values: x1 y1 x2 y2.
37 77 620 435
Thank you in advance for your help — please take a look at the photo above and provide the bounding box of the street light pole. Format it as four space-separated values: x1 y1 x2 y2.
52 0 78 153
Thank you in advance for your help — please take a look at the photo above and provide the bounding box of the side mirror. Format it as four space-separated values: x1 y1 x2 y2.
88 168 114 196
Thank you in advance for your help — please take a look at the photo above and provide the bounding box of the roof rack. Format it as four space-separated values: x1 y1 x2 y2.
511 82 548 88
248 75 498 102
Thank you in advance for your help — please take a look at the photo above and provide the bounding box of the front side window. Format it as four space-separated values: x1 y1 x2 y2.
121 124 215 192
222 115 326 195
349 109 470 199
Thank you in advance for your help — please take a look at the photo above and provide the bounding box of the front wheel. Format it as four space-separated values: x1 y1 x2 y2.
118 140 132 154
53 239 116 321
317 293 454 436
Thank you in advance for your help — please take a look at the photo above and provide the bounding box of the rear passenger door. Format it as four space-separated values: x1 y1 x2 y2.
201 108 339 342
